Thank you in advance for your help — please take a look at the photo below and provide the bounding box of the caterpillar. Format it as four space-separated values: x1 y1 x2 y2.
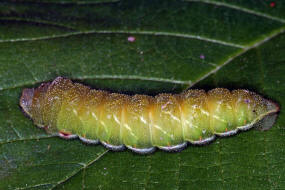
20 77 279 154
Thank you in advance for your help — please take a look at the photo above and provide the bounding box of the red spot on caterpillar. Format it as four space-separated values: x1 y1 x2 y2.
128 36 136 42
59 131 73 138
199 136 202 141
244 120 247 125
270 2 276 7
225 128 228 132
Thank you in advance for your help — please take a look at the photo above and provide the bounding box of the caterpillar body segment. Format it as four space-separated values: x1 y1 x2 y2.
20 77 279 154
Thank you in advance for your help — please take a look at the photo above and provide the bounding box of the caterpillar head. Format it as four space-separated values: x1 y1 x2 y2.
20 82 51 119
20 88 35 116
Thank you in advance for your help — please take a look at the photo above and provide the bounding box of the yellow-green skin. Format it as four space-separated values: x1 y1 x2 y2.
20 77 279 153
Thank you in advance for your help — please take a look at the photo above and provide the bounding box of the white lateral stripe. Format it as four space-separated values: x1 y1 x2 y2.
100 121 109 133
123 124 138 139
72 109 78 115
200 109 210 116
170 114 181 123
140 116 147 124
113 115 121 125
163 111 181 123
91 112 98 120
212 114 227 123
153 124 174 140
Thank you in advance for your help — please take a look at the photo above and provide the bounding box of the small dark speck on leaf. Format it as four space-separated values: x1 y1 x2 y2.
128 36 136 42
270 2 276 7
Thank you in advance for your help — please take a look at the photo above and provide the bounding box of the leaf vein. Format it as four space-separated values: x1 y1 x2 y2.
0 30 245 48
188 27 285 88
0 17 77 31
0 135 55 145
0 75 192 91
19 0 120 5
14 182 55 190
7 121 23 139
51 150 109 189
185 0 285 24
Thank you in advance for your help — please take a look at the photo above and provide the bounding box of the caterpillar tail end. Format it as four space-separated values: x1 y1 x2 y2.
20 88 35 117
255 99 280 131
255 113 278 131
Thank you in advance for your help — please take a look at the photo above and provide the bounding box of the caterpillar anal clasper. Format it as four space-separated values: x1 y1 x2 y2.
20 77 279 154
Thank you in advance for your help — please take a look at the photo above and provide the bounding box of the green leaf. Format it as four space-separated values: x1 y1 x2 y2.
0 0 284 189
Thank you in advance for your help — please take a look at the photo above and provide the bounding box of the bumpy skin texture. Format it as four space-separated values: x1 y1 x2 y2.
20 77 279 154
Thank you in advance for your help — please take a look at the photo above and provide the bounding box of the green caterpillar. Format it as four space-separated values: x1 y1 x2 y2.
20 77 279 154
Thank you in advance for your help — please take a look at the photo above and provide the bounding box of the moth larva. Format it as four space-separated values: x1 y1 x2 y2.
20 77 279 154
